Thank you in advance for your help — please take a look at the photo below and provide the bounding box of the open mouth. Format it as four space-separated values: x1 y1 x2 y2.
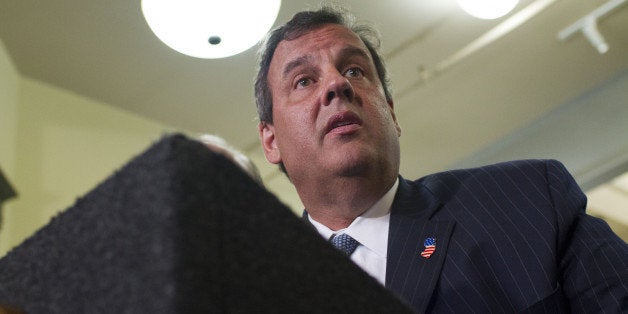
325 111 363 134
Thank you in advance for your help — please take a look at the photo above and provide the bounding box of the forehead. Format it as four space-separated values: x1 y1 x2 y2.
268 24 371 76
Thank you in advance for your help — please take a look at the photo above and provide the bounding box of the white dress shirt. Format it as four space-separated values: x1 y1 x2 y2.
308 178 399 285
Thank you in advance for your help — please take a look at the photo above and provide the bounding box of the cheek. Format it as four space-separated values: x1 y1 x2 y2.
275 110 310 144
288 88 315 104
363 94 392 120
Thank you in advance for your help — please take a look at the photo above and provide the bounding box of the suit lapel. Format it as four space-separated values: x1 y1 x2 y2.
386 177 455 313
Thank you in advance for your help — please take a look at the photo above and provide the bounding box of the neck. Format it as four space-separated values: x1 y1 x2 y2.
299 175 396 231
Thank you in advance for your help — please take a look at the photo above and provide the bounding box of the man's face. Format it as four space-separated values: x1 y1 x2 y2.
259 24 401 185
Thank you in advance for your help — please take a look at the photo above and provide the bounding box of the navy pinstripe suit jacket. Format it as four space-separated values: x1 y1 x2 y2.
385 159 628 313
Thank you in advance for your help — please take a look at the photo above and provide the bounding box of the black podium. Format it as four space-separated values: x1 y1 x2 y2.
0 134 411 313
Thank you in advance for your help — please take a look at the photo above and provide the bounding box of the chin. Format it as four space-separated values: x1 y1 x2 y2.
333 154 374 177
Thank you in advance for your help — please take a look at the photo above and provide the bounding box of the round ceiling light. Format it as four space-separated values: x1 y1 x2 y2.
141 0 281 59
457 0 519 19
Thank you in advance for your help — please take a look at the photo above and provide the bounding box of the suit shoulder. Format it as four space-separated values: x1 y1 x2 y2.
411 159 574 200
417 159 560 182
455 159 563 175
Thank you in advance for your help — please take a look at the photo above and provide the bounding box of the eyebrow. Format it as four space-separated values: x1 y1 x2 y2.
337 46 371 64
282 55 312 79
280 45 371 79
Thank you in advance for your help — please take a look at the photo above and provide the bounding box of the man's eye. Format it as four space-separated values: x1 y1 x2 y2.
345 67 363 78
296 78 311 88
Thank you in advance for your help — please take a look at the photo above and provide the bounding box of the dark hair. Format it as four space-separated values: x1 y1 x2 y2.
254 6 392 124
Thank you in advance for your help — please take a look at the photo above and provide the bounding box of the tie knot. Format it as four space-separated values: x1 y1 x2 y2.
330 233 360 256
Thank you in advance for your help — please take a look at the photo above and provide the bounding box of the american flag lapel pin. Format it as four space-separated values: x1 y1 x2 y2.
420 237 436 258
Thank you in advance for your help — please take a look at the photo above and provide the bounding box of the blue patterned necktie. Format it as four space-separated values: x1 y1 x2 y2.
330 233 360 256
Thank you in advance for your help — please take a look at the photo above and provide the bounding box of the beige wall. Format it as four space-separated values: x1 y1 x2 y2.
0 40 18 172
0 41 179 256
0 39 19 256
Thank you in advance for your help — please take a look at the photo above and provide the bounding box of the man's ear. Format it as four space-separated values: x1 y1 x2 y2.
258 122 282 164
388 99 402 137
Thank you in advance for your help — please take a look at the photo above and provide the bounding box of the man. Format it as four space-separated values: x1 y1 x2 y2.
254 6 628 313
198 134 263 184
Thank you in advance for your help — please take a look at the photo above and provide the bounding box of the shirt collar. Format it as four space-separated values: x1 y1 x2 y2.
308 178 399 257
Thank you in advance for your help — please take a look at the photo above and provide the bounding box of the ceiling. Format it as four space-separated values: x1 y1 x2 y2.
1 0 628 213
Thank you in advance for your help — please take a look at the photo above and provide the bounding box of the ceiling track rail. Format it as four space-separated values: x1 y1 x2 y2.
557 0 628 54
396 0 558 100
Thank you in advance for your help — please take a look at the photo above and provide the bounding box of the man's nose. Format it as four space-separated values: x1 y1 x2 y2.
324 72 354 105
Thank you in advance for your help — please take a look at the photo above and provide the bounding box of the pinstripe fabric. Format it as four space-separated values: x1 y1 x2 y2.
385 159 628 313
